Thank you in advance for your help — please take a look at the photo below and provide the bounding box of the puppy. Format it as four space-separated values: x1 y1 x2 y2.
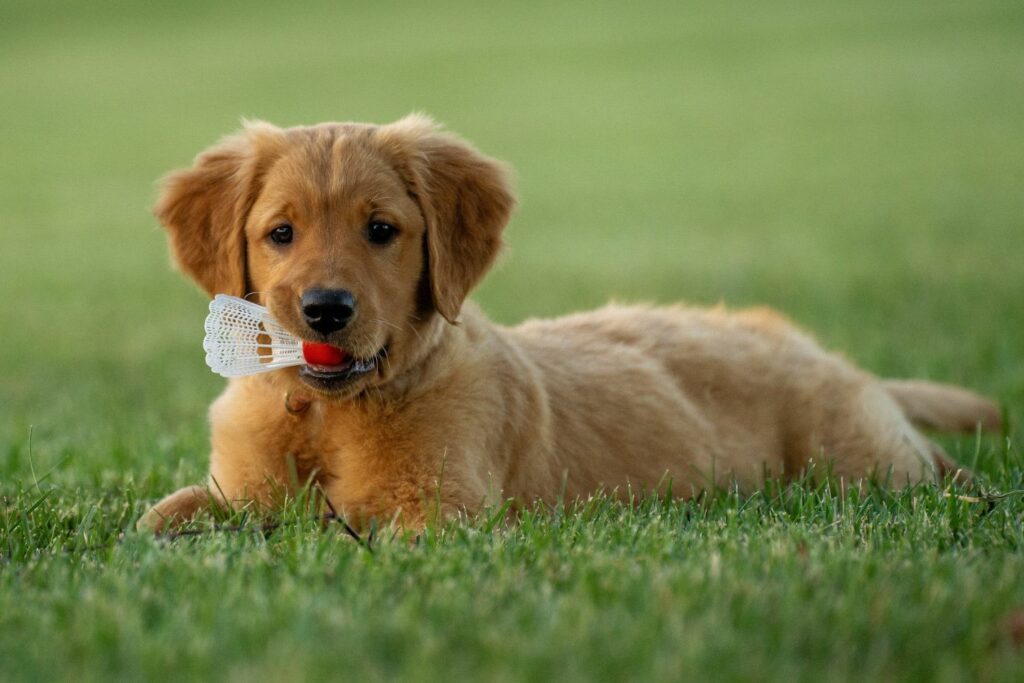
139 114 1001 532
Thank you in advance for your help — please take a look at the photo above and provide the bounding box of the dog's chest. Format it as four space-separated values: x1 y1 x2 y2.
221 379 455 511
261 395 382 484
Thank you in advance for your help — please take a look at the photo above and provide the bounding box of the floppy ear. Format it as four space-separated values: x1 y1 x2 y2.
377 114 516 323
154 122 285 298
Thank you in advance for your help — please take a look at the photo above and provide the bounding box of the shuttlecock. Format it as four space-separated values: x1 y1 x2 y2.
203 295 303 377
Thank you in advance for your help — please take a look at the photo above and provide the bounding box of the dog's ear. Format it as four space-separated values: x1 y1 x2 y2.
154 121 286 298
377 114 516 323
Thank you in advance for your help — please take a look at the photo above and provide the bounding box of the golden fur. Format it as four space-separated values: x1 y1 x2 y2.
139 115 1002 532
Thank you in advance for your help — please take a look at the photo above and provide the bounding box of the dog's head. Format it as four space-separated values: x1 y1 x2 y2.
155 114 515 398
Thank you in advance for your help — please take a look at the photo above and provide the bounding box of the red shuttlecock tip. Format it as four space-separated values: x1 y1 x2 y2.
302 342 348 366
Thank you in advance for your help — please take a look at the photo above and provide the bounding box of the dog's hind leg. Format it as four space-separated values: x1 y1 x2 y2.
816 382 949 487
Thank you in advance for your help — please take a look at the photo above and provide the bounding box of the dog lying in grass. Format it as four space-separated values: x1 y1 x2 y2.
139 114 1001 532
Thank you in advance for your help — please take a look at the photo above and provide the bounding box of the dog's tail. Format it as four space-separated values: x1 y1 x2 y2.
883 379 1002 434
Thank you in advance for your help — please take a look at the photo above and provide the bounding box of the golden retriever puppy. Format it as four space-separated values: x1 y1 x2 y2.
139 114 1001 532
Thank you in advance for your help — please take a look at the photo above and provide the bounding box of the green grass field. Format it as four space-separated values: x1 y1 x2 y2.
2 0 1023 680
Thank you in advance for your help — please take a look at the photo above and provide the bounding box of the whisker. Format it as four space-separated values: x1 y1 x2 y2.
371 317 403 332
406 322 425 344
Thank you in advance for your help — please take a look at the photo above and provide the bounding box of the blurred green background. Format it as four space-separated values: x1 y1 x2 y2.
1 0 1022 487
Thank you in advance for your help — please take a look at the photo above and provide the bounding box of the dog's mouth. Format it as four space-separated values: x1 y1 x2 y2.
298 343 387 392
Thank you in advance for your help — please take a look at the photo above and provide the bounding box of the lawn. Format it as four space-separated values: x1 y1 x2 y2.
1 0 1023 680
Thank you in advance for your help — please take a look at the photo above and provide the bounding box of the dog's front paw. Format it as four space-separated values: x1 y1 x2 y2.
136 485 212 534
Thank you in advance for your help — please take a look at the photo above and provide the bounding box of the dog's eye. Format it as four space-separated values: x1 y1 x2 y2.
367 221 397 245
269 225 294 245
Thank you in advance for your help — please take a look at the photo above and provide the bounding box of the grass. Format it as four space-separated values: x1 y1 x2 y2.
1 0 1023 680
4 481 1024 681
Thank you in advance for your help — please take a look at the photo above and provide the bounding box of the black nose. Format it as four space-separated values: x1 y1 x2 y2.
301 288 356 335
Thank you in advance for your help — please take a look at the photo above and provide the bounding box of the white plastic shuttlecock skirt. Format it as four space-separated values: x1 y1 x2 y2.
203 295 303 377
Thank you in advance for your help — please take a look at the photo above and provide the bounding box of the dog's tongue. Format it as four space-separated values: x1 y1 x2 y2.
302 342 348 367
